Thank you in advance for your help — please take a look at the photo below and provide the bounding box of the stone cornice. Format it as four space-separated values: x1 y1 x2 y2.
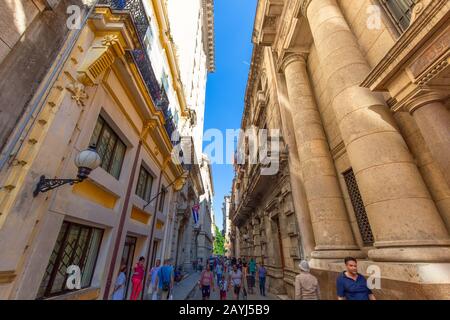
202 0 216 72
361 0 449 91
242 44 264 129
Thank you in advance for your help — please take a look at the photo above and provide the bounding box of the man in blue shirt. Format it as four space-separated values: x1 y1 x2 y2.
156 259 174 300
336 257 376 300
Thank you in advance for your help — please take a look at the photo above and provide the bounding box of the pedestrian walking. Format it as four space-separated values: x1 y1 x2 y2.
156 259 174 300
294 260 320 300
215 262 223 284
146 259 161 300
219 276 228 300
111 264 127 300
243 263 251 297
237 258 242 271
249 258 256 294
257 264 267 296
130 256 145 300
228 264 244 300
337 257 376 300
198 263 215 300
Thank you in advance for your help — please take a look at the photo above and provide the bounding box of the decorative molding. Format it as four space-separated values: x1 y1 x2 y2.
361 0 448 90
77 34 125 86
66 81 88 107
202 0 216 72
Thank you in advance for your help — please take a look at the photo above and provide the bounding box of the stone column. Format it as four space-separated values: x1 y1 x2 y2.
270 50 316 258
405 92 450 188
281 52 362 259
394 111 450 232
303 0 450 262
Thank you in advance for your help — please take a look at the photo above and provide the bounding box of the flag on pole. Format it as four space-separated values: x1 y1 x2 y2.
192 204 200 224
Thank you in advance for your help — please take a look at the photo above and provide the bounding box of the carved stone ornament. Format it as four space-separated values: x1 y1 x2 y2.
66 81 89 106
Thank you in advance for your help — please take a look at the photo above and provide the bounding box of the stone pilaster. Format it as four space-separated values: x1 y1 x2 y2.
303 0 450 262
280 52 362 259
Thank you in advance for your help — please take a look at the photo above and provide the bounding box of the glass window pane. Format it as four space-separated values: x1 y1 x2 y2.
383 0 416 32
110 141 126 179
50 225 81 294
89 117 104 147
81 229 103 288
72 228 89 267
36 222 105 298
144 174 153 202
89 116 126 179
97 128 112 167
136 167 147 199
159 188 166 212
36 222 68 298
102 129 117 172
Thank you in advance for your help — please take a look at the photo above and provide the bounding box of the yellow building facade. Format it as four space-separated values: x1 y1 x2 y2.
0 1 192 300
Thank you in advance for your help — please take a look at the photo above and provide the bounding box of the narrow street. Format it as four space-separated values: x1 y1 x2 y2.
186 275 277 301
0 0 448 304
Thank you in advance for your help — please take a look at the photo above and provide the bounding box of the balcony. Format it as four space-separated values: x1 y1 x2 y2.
99 0 178 145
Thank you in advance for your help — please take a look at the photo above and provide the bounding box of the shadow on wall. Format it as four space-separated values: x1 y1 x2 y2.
0 0 87 156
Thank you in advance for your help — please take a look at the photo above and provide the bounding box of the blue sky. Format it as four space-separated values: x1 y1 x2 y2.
203 0 257 231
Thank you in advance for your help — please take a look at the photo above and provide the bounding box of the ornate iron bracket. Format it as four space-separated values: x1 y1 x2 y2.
33 175 82 197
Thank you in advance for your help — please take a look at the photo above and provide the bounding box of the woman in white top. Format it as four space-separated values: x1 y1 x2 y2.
228 264 244 300
112 264 127 300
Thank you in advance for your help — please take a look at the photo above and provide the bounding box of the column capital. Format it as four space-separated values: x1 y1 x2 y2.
300 0 313 17
279 52 309 72
403 90 448 114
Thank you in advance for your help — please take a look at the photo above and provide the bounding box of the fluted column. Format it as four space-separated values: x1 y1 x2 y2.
303 0 450 262
405 91 450 188
281 52 362 259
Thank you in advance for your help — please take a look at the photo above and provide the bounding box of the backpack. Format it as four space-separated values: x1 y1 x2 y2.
160 267 171 291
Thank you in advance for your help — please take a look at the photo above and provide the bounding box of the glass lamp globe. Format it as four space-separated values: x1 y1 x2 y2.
74 146 101 180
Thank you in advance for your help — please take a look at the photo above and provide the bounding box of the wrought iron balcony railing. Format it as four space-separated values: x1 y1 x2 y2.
99 0 178 145
98 0 149 40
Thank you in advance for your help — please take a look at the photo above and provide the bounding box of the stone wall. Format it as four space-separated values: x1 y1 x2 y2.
0 0 86 152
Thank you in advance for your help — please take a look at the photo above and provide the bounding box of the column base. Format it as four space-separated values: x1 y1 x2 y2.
369 246 450 262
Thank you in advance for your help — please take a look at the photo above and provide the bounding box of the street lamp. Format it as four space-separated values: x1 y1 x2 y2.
33 146 101 197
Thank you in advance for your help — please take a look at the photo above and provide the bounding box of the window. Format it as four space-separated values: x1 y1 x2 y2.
90 116 126 179
343 169 374 246
380 0 417 34
158 186 166 212
144 26 154 53
161 70 169 93
37 221 103 299
135 166 153 202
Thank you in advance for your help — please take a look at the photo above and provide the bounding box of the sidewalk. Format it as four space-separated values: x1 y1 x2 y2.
172 272 201 300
